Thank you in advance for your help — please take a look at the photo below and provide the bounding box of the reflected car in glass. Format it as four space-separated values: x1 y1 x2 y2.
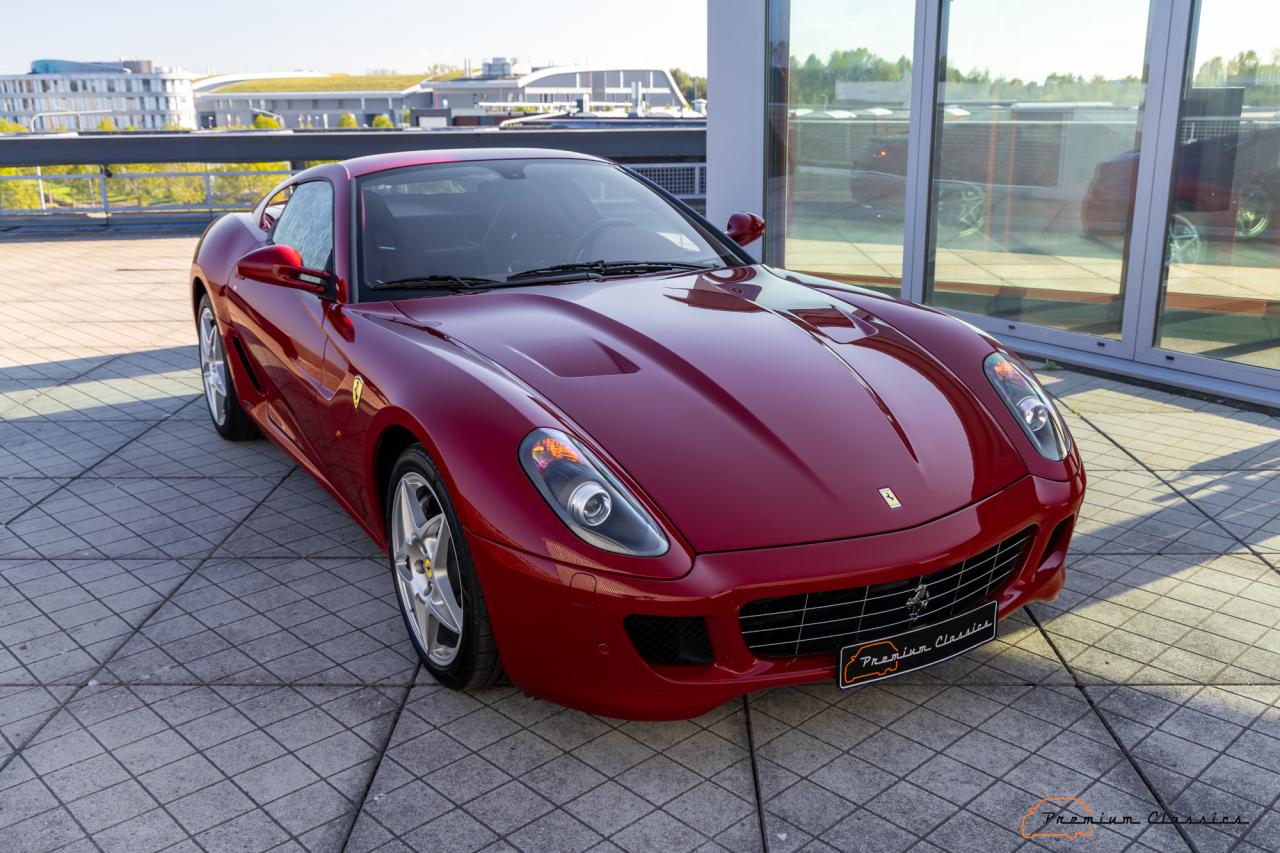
190 149 1084 719
844 132 987 237
1083 127 1280 265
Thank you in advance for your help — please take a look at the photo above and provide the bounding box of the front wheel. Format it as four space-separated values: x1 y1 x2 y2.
387 445 503 688
1167 213 1203 266
197 294 257 441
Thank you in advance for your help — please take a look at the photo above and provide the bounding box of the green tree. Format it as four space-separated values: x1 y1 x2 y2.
96 117 117 132
370 114 394 128
251 113 282 129
669 67 706 103
784 46 1150 108
337 112 359 128
0 119 37 209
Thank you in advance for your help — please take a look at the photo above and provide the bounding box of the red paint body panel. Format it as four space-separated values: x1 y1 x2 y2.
191 149 1086 719
391 267 1028 552
473 473 1080 719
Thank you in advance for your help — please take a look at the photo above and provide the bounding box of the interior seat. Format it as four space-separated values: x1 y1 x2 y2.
362 190 418 284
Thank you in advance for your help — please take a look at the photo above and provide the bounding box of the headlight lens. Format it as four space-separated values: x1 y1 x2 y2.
983 352 1071 461
520 428 668 556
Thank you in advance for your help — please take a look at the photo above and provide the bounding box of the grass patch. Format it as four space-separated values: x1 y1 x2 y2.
215 72 458 93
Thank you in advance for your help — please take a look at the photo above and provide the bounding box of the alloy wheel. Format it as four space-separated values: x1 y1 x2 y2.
198 305 228 426
1235 186 1273 239
1167 213 1202 266
391 472 465 666
938 183 986 238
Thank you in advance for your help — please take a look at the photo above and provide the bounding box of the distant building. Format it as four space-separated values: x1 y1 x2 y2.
0 59 196 131
192 74 424 129
408 63 689 125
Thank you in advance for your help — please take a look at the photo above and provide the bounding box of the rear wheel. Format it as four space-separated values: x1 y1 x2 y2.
1167 213 1203 266
197 294 257 441
387 445 503 688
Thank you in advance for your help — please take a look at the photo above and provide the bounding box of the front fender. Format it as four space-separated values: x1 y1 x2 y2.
353 311 696 581
810 279 1084 484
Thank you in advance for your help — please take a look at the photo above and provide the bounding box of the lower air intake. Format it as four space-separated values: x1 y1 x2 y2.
624 615 714 666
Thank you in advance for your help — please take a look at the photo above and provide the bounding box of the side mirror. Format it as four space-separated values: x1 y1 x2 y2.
236 244 333 296
726 212 766 247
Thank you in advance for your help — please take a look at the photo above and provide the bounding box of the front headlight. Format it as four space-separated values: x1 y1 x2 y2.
983 352 1071 461
520 428 668 556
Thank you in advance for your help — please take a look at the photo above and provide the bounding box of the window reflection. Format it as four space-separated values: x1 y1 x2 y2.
1155 0 1280 371
926 0 1152 337
765 0 915 296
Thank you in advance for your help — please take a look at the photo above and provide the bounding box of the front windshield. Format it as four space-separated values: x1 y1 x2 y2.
356 158 739 295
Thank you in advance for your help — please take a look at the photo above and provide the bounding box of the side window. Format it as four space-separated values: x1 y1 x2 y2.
270 181 334 272
261 186 290 230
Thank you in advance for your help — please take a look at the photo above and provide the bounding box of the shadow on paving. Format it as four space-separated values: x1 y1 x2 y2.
0 309 1277 848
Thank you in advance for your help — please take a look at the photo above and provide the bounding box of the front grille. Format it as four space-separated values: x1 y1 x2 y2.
739 528 1035 659
624 615 714 666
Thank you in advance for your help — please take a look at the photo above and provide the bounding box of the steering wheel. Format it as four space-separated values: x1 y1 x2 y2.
568 218 633 262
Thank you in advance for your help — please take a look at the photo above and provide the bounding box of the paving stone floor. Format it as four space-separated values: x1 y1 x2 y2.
0 233 1278 852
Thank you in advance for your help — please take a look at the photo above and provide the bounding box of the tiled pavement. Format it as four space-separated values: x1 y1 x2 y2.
0 234 1278 852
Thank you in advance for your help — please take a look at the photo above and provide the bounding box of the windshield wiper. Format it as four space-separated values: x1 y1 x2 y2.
507 260 716 281
369 274 502 291
370 261 717 293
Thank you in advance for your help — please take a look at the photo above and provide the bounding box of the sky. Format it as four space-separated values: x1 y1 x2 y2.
10 0 1279 87
4 0 709 77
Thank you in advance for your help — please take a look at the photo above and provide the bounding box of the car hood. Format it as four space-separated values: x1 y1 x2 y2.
393 266 1026 552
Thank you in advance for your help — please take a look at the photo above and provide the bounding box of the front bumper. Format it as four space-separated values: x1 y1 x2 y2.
470 472 1084 720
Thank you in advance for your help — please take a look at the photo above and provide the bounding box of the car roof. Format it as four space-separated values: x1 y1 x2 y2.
341 147 609 178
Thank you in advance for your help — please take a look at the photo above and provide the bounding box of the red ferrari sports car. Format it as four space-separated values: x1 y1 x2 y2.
191 148 1084 719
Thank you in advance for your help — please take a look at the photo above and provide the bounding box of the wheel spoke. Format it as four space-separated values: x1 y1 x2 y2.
429 518 452 575
396 479 430 548
428 572 463 635
412 588 433 651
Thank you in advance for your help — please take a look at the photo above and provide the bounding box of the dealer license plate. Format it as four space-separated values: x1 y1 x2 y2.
838 600 998 689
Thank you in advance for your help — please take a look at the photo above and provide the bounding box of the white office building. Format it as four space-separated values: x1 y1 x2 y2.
192 77 416 129
414 64 689 115
0 59 196 131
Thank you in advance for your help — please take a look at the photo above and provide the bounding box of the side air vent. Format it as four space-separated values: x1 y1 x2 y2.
624 615 714 666
231 336 264 394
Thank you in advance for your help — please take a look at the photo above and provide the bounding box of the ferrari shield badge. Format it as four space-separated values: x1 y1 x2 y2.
352 375 364 410
879 487 902 509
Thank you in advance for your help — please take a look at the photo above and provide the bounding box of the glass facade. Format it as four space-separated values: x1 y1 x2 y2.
763 0 1279 395
927 0 1151 338
765 0 916 296
1155 0 1280 371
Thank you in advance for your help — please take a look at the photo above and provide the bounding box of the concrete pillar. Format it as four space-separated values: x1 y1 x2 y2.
706 0 766 259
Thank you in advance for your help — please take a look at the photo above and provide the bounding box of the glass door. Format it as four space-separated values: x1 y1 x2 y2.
764 0 918 297
923 0 1157 345
1140 0 1280 380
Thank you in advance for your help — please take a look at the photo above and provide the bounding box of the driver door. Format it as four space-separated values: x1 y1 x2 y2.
226 179 335 461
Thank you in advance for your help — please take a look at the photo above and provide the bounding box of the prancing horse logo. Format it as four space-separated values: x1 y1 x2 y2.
905 581 931 621
879 487 902 509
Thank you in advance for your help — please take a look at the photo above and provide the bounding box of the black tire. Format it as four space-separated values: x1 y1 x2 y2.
387 445 504 689
196 293 258 441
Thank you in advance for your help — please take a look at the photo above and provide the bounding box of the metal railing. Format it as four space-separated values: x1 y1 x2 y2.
0 161 706 221
628 162 706 199
0 167 293 216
